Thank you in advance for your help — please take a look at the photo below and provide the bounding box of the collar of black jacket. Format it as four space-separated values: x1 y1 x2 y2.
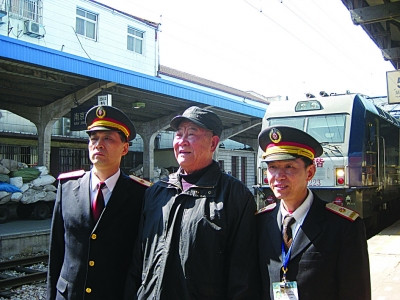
167 160 221 188
179 162 214 184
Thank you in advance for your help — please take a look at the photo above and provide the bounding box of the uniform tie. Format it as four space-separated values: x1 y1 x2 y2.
282 215 296 251
93 182 106 222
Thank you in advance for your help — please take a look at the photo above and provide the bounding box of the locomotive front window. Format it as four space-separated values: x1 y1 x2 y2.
268 117 305 130
307 114 345 143
267 114 345 143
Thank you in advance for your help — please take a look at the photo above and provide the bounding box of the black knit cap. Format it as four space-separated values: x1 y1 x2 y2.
170 106 223 137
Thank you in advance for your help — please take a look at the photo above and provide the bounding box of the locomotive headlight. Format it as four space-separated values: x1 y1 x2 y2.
336 169 345 177
262 169 269 184
260 161 269 185
335 168 345 185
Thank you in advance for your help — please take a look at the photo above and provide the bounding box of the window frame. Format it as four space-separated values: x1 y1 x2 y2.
231 156 238 178
76 7 98 40
241 156 247 184
127 26 144 54
9 0 43 23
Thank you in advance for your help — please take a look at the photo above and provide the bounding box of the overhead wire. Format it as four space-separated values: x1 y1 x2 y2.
155 0 373 97
281 0 372 73
242 0 339 65
96 0 389 97
243 0 385 94
153 2 280 91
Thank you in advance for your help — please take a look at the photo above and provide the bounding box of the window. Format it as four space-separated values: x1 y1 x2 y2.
231 156 238 178
268 117 305 131
59 148 90 173
241 157 247 184
0 144 37 165
307 114 346 143
269 114 346 143
9 0 42 23
76 7 97 40
127 26 144 54
218 160 225 172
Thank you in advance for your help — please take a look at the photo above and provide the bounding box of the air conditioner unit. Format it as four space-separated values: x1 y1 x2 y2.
0 10 6 25
24 20 45 38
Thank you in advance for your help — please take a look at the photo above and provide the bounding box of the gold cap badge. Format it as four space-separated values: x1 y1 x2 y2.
269 128 282 144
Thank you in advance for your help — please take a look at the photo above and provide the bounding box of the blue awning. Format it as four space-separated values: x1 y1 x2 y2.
0 35 265 118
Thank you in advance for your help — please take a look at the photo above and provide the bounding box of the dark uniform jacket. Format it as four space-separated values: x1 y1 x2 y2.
47 170 146 300
257 194 371 300
126 161 261 299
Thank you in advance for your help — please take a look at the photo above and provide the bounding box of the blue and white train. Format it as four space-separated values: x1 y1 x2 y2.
255 93 400 231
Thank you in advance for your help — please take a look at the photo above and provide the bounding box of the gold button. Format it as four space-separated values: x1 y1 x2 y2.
86 287 92 294
89 260 95 267
91 234 97 240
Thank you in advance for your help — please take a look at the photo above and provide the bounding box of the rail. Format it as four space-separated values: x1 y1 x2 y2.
0 254 48 297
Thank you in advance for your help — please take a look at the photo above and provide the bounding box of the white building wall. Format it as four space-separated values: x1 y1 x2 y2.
216 149 256 193
0 0 159 76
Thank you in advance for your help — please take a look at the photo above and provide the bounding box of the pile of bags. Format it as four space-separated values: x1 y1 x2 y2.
0 158 57 206
130 165 170 182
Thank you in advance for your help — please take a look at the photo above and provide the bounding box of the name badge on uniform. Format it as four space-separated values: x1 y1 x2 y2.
272 281 298 300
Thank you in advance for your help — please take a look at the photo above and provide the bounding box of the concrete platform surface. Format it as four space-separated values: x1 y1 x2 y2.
368 219 400 300
0 218 51 258
0 219 51 236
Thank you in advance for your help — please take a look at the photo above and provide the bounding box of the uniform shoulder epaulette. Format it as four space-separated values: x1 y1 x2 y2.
325 202 359 221
129 175 153 187
255 202 277 215
57 169 85 180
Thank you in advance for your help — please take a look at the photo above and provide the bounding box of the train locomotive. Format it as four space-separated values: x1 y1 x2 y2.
255 93 400 231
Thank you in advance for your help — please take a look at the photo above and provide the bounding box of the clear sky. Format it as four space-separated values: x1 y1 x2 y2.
97 0 394 100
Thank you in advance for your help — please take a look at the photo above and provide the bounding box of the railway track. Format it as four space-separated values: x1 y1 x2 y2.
0 254 48 298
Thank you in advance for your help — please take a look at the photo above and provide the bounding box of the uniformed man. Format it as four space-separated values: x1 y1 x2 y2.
256 125 371 300
47 105 150 300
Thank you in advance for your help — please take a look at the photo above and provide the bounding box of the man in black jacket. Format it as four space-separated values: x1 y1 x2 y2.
125 106 260 299
256 125 371 300
47 105 149 300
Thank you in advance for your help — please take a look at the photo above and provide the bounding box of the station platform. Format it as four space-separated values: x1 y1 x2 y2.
0 217 400 299
368 218 400 300
0 218 51 258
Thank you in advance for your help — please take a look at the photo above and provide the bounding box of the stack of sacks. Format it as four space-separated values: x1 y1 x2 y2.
130 165 170 183
0 158 57 206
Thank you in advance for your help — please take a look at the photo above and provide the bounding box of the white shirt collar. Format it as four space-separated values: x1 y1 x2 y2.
91 169 120 193
278 188 314 229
